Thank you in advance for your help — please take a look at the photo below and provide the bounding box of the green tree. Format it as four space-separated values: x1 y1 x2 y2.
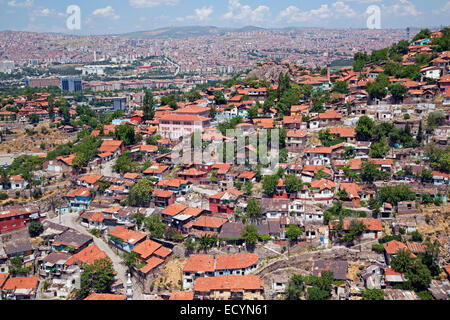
246 198 262 220
28 221 43 237
213 91 227 105
144 214 166 239
113 152 137 175
285 224 303 242
333 81 349 94
115 125 136 146
355 116 375 141
286 275 304 300
262 174 278 196
143 90 155 121
389 83 408 104
122 251 139 271
369 137 390 158
242 224 259 247
77 258 116 300
284 175 303 193
413 29 431 41
127 178 154 207
362 288 385 300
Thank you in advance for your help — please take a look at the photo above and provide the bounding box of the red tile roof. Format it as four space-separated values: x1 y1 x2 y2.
192 216 227 229
98 140 124 154
66 187 91 198
169 291 194 300
139 256 165 274
183 254 215 272
78 174 103 185
84 293 127 300
2 276 39 291
384 240 416 257
109 226 147 245
215 253 258 270
132 239 162 260
194 275 264 292
0 273 9 289
65 244 108 266
162 203 188 217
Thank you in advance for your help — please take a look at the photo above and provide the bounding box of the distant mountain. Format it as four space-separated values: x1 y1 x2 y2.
118 25 265 39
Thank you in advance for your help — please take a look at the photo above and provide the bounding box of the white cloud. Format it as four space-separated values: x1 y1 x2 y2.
278 1 357 23
93 6 120 20
432 1 450 15
385 0 421 17
129 0 179 8
8 0 33 8
223 0 270 24
33 8 65 17
177 6 214 22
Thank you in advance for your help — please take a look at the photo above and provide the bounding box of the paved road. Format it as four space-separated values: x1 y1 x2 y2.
49 212 144 299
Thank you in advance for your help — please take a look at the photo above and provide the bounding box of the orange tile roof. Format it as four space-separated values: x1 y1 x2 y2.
368 159 394 166
159 114 211 122
238 171 256 179
169 291 194 300
383 240 416 258
215 253 258 270
143 165 169 175
304 146 333 154
162 203 188 217
194 275 264 292
154 246 172 259
140 256 164 274
210 188 243 200
154 189 174 198
78 174 103 185
98 140 124 153
183 207 203 217
310 179 336 191
109 226 147 245
183 254 215 272
287 129 308 138
2 276 39 291
328 127 356 138
329 218 382 231
339 183 362 199
192 216 227 229
0 273 9 289
84 293 127 300
65 244 108 266
157 178 189 188
66 187 91 198
132 239 162 260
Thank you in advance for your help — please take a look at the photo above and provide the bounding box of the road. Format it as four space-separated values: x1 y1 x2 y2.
49 211 144 300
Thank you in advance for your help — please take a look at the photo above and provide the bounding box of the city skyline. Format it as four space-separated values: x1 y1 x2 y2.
0 0 449 35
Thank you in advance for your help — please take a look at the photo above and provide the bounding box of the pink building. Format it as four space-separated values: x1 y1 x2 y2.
158 114 211 140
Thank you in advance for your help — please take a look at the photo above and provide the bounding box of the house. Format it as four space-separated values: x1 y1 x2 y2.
108 226 147 252
158 114 211 140
261 198 289 219
312 260 348 281
339 182 362 207
64 244 108 267
384 268 408 286
380 203 393 219
194 275 264 300
39 252 71 277
52 228 93 253
65 187 92 211
368 158 394 173
1 276 39 300
282 116 303 130
188 216 228 238
0 206 40 234
77 174 103 189
329 218 382 241
286 129 308 154
42 158 72 174
218 221 245 242
183 253 259 290
383 240 416 265
143 164 170 181
4 240 35 266
209 189 243 216
307 109 342 129
177 168 208 182
384 289 420 300
79 211 107 230
153 189 175 208
9 175 27 190
361 263 386 289
98 140 125 157
397 201 420 215
156 178 191 194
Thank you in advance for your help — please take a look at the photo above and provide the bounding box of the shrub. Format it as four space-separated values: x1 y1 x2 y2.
0 193 8 200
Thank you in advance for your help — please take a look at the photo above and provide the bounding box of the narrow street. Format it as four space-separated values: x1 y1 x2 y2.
49 212 145 300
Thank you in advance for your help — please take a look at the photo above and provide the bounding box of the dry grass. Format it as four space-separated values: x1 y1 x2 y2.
347 261 363 282
160 254 186 290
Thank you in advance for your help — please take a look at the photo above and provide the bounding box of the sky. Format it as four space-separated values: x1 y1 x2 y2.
0 0 449 35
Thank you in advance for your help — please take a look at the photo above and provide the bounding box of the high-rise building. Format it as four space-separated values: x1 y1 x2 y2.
60 76 82 92
26 77 60 88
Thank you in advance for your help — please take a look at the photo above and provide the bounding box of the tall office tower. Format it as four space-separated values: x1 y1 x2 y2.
61 76 83 92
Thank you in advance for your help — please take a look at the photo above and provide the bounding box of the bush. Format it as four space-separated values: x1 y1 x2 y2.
0 193 8 200
372 244 385 253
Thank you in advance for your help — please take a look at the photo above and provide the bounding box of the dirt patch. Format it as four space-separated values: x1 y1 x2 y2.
160 254 186 290
347 261 363 282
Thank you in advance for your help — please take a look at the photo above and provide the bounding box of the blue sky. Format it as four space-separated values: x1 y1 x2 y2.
0 0 449 35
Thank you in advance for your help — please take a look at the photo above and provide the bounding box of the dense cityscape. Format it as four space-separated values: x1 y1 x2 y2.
0 0 449 305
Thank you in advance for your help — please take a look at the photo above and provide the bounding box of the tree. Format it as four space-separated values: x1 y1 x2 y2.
247 105 259 119
285 224 303 242
286 275 304 300
378 185 416 206
242 224 259 247
122 251 139 271
369 137 390 158
213 91 227 105
127 178 154 207
243 181 253 195
198 234 217 252
28 221 43 237
262 174 278 196
333 81 349 94
284 175 303 193
343 219 366 243
307 286 329 300
77 258 116 300
361 161 387 182
115 125 136 145
389 83 408 104
144 214 166 239
184 238 196 254
416 121 424 144
413 28 431 42
246 198 262 220
113 152 137 175
355 116 375 141
367 81 387 101
391 249 414 274
143 90 155 121
362 288 385 300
